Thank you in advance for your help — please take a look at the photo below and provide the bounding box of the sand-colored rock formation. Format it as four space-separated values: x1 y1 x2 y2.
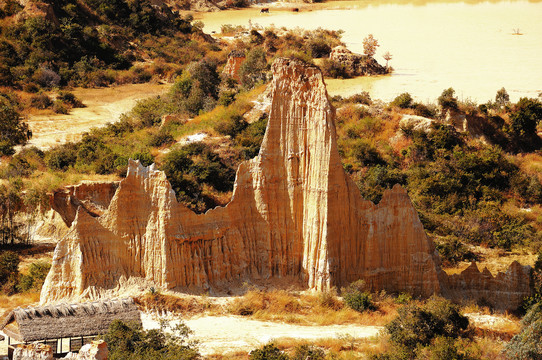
41 58 531 309
443 261 531 310
50 182 119 227
222 50 245 81
13 343 53 360
63 341 108 360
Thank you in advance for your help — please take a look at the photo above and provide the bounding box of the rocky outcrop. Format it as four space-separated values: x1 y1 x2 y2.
13 343 53 360
63 341 108 360
442 261 531 310
41 58 531 310
15 1 59 26
399 114 437 133
222 50 245 81
50 182 119 227
329 46 388 76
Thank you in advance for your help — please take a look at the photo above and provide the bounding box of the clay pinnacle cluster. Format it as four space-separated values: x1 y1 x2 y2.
41 59 530 310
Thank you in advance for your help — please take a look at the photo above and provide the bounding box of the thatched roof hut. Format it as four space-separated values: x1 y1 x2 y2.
0 298 141 343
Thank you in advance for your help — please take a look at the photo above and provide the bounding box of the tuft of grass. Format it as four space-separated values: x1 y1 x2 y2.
227 289 397 326
171 85 265 139
0 292 40 315
135 292 217 316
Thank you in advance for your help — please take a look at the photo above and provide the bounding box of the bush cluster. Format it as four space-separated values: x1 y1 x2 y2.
0 251 51 295
372 297 474 360
104 319 199 360
341 280 375 312
161 142 235 212
249 343 324 360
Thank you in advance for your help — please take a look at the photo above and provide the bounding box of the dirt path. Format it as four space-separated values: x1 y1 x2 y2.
141 314 382 355
22 83 170 150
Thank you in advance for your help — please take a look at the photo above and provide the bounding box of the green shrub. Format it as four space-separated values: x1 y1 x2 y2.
104 319 199 360
435 238 477 266
161 142 235 212
45 144 78 170
357 165 406 204
0 251 19 295
18 260 51 292
249 343 289 360
292 344 325 360
149 132 175 147
0 95 30 156
385 297 469 352
351 139 385 167
215 114 248 138
438 88 459 111
391 93 413 109
342 280 375 312
412 103 435 118
395 293 413 305
347 92 371 105
239 47 268 89
52 100 69 114
235 116 268 159
57 91 84 108
505 303 542 360
320 58 351 79
130 97 165 128
30 93 52 109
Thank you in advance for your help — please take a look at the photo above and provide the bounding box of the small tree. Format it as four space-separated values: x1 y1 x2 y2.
362 34 379 57
438 87 459 111
495 87 510 108
383 51 392 68
239 47 268 89
508 97 542 137
0 94 31 156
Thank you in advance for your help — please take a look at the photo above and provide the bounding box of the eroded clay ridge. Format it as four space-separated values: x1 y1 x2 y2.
41 59 530 309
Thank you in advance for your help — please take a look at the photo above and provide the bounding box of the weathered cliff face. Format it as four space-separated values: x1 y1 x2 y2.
442 261 531 310
41 58 531 309
50 182 119 227
222 51 245 81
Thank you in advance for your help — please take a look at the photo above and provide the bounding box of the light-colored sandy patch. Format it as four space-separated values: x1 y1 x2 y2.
141 313 382 355
465 312 520 334
180 132 209 145
21 83 170 150
443 245 536 276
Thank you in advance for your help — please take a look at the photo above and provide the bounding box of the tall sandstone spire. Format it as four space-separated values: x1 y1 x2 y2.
41 59 530 309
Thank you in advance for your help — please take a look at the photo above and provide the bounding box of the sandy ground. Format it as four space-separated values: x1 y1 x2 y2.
141 313 382 355
21 83 170 150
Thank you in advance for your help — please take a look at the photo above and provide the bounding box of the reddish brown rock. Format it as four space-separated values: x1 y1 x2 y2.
222 50 245 81
40 58 531 310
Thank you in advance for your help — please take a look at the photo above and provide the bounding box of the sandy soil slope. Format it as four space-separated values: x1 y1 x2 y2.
142 313 382 355
22 83 170 150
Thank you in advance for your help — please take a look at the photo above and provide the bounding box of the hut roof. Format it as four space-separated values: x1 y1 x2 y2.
0 298 141 343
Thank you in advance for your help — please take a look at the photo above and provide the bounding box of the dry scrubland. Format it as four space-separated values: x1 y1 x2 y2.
1 0 542 358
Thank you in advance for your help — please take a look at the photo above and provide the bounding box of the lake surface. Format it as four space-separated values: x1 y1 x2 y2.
200 0 542 103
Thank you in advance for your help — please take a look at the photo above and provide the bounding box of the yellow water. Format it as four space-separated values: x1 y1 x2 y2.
200 0 542 103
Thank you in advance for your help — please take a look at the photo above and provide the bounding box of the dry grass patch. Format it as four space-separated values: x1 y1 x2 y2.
135 292 219 317
272 336 383 359
227 289 398 326
0 292 40 315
